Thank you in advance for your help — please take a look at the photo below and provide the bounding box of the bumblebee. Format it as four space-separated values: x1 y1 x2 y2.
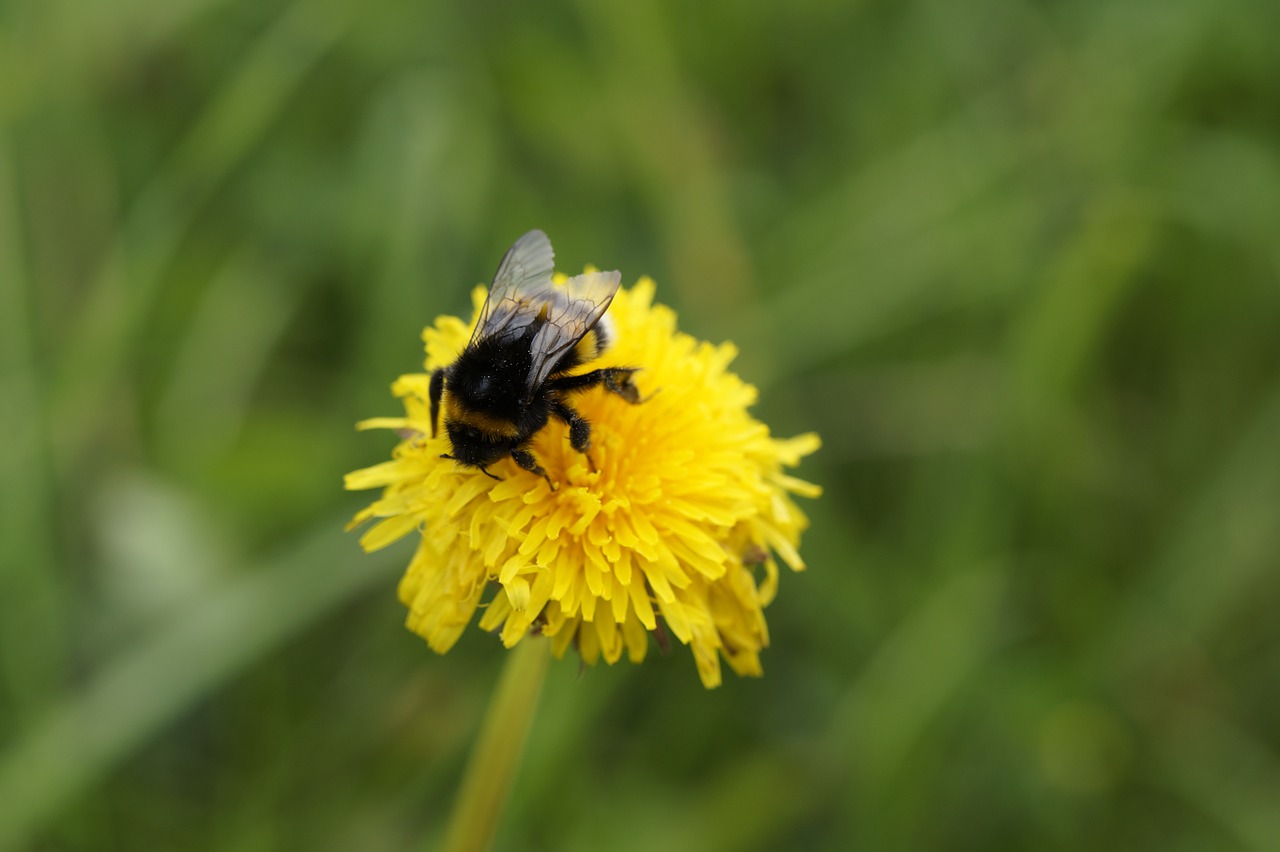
429 230 641 485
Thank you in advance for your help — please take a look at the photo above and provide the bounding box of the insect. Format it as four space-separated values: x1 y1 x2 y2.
429 229 642 486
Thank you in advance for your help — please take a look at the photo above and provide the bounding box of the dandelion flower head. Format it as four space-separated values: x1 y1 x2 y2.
345 271 820 688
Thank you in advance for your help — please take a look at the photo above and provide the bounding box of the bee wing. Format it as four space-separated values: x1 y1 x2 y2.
525 269 622 395
470 229 557 345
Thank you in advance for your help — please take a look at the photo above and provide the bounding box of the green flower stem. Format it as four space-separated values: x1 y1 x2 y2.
440 638 551 852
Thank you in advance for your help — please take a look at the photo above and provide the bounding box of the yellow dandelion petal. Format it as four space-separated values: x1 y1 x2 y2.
347 278 820 687
639 553 677 602
576 619 600 664
622 616 649 663
550 618 577 657
344 460 408 491
597 615 624 665
360 513 420 552
579 583 599 622
627 575 657 630
478 594 511 632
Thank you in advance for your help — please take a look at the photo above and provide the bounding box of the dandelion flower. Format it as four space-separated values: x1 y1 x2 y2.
345 275 820 688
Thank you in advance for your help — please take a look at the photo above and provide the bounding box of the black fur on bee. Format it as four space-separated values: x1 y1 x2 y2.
429 230 642 488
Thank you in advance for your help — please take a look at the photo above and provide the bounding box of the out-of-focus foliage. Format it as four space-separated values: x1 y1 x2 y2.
2 0 1278 849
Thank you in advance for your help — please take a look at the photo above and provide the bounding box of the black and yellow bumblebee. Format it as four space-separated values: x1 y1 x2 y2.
429 230 641 485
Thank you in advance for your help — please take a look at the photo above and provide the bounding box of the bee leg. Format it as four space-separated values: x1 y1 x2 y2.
602 368 642 404
550 399 592 453
550 399 598 471
547 367 642 404
428 369 446 438
476 465 502 481
511 448 556 491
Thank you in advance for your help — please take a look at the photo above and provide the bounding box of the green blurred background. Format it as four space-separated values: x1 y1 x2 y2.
2 0 1279 849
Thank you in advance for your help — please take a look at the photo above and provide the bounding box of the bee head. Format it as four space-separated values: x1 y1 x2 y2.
444 421 508 468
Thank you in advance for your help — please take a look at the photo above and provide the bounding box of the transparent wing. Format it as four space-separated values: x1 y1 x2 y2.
470 229 556 345
524 269 622 394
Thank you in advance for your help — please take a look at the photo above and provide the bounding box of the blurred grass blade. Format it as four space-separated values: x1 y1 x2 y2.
734 97 1030 384
50 0 350 472
154 254 303 465
1154 707 1280 851
1111 376 1280 650
1151 377 1280 634
574 0 754 318
0 133 66 720
827 568 1005 784
0 518 400 852
0 0 235 123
